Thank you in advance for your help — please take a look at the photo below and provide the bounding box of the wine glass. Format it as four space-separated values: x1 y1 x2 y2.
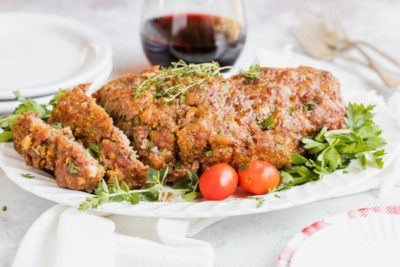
140 0 246 67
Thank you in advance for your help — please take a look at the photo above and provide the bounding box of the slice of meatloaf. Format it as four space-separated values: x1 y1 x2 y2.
12 112 104 192
48 84 148 189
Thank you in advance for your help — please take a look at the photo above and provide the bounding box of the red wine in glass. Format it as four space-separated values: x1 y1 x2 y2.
141 13 246 67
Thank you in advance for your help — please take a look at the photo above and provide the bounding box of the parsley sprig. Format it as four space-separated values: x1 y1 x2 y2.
79 166 201 210
134 60 230 103
0 90 66 143
278 103 386 190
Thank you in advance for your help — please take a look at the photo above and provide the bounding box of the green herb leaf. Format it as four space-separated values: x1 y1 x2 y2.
241 64 262 81
248 196 265 208
49 89 67 107
173 171 201 201
0 131 12 143
303 101 316 111
238 162 249 171
0 91 54 143
87 144 101 158
183 191 201 201
277 103 386 191
53 122 64 129
67 160 80 174
21 173 35 179
128 193 141 204
13 91 51 119
257 115 274 130
205 150 213 157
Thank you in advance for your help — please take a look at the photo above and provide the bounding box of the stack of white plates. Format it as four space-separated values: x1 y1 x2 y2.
0 12 113 114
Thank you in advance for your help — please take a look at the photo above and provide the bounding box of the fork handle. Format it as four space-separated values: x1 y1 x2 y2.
354 40 400 68
353 44 400 88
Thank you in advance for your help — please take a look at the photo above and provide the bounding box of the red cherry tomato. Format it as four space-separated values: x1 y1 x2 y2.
238 160 280 195
199 163 238 200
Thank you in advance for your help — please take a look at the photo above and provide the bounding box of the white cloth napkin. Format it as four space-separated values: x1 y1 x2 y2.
12 205 222 267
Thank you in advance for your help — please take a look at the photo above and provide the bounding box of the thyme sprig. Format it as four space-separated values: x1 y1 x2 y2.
247 196 265 208
21 173 35 179
172 171 201 201
134 60 230 103
79 166 201 210
241 64 262 84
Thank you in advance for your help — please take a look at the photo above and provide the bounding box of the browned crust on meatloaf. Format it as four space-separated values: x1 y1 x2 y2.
93 67 194 182
93 66 346 182
48 84 148 188
12 112 104 192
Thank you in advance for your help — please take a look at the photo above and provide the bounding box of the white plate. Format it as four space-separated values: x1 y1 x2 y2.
0 60 112 114
0 12 112 100
277 206 400 267
0 89 398 218
0 50 399 218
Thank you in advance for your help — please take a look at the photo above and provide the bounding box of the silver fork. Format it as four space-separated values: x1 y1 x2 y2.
290 25 366 65
298 12 400 88
301 12 400 68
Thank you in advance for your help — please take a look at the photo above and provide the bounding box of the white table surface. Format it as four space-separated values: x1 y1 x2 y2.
1 0 400 266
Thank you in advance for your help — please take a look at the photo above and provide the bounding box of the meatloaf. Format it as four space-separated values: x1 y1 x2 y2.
93 65 346 182
12 112 104 192
48 84 148 189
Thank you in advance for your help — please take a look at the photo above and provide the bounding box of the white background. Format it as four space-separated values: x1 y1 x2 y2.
1 0 400 266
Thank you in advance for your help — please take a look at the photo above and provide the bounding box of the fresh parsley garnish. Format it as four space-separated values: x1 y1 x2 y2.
0 89 67 143
0 131 13 143
49 89 67 107
79 166 200 210
0 91 51 142
277 103 386 191
21 173 35 179
13 91 51 119
1 206 7 212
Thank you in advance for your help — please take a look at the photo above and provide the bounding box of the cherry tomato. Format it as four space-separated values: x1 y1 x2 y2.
199 163 238 200
238 160 280 195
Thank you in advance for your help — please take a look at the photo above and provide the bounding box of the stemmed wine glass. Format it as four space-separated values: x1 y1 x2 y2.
140 0 246 67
